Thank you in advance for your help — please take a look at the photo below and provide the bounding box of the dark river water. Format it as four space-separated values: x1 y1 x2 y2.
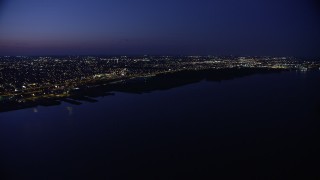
0 71 320 179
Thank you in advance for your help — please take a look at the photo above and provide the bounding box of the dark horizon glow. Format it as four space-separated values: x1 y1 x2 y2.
0 0 319 57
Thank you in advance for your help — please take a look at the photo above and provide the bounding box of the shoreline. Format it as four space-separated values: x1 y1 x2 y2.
0 68 287 113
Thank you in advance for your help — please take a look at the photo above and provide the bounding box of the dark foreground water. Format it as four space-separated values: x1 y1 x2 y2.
0 71 320 180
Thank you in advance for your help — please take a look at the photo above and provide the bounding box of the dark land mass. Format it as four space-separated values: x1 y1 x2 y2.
0 68 285 113
61 98 83 105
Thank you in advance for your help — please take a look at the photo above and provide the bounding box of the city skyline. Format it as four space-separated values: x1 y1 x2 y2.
1 55 318 113
0 0 319 57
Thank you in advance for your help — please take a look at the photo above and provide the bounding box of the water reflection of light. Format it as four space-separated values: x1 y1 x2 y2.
66 107 73 116
33 108 38 113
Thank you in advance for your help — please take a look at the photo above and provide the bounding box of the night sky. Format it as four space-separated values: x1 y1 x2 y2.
0 0 319 57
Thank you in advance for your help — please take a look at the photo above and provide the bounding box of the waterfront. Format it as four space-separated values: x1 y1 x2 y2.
0 71 319 179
